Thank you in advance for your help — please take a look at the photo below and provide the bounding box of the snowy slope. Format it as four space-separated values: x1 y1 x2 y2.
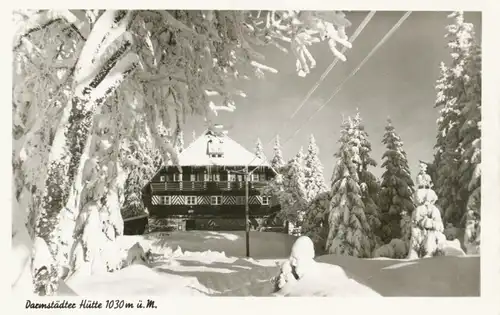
65 231 480 297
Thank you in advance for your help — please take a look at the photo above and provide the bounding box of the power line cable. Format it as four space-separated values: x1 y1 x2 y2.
241 11 378 173
246 11 412 173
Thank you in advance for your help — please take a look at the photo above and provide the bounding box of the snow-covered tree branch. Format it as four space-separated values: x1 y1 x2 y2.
12 9 355 294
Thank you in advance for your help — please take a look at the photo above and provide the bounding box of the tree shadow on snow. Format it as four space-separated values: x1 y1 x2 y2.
154 258 279 296
144 231 296 259
316 255 480 297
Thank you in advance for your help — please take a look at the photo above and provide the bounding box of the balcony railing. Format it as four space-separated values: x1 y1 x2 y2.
150 181 268 193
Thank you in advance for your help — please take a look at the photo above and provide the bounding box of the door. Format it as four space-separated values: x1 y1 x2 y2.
185 220 196 230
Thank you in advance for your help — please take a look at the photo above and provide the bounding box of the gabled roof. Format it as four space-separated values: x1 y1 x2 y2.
167 130 269 167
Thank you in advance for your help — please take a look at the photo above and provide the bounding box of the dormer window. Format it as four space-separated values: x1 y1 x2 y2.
207 138 224 158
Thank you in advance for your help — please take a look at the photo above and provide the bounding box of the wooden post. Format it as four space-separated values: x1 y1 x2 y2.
245 165 250 258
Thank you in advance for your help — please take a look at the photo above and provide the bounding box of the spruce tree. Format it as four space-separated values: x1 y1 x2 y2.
255 137 266 160
379 118 415 244
302 134 328 243
434 11 479 227
264 135 287 224
270 135 286 171
278 148 307 224
459 41 481 251
303 134 328 203
302 190 331 254
326 117 373 258
352 111 382 247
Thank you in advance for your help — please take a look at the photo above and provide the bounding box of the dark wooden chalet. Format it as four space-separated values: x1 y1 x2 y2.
141 129 281 231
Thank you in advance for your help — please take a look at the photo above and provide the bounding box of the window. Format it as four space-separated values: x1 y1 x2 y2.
251 173 259 182
207 139 224 157
159 196 171 205
211 196 222 205
212 174 220 182
173 173 182 181
204 173 210 181
228 173 236 181
262 196 270 205
190 174 196 182
160 176 166 182
186 196 197 205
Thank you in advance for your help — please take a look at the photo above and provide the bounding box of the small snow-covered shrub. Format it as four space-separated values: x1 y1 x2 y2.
373 243 393 258
272 236 315 291
272 260 297 292
373 238 407 259
122 242 147 268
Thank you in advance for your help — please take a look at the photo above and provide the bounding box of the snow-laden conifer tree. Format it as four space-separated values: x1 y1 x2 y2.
326 117 372 258
379 118 415 245
434 11 479 227
264 134 287 225
12 9 354 293
270 135 286 171
303 134 328 203
255 137 266 160
301 134 328 242
301 190 331 254
278 148 307 226
458 42 481 253
352 111 381 248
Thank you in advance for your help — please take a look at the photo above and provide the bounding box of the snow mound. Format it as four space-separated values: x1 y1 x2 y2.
442 239 466 256
290 236 315 261
274 261 381 297
273 236 380 296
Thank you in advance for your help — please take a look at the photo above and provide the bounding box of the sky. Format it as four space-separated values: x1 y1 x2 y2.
182 11 482 183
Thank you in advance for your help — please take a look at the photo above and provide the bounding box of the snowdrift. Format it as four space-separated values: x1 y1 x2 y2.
61 231 479 297
68 264 209 296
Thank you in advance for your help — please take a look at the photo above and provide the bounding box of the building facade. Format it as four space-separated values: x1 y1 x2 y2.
142 129 281 231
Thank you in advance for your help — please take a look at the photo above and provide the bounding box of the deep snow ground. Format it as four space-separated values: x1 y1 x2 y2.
65 231 480 297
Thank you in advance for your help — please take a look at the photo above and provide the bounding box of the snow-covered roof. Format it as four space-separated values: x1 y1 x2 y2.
167 130 269 167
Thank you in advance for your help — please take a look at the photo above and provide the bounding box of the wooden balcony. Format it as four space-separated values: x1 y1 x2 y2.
149 204 280 218
150 181 269 193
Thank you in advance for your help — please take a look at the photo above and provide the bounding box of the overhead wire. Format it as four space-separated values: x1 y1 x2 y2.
281 11 413 144
239 11 378 174
288 11 377 120
244 11 413 174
